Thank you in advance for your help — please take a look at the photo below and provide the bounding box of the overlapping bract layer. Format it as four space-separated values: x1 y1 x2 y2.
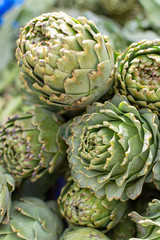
0 166 15 224
0 197 64 240
58 180 127 231
0 107 66 182
66 95 159 201
114 40 160 113
16 12 114 111
129 199 160 240
60 227 110 240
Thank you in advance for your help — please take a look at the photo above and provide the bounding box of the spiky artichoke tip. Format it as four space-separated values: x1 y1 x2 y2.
16 11 114 111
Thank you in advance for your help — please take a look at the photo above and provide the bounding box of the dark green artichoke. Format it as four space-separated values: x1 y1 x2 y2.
58 180 127 231
0 197 64 240
129 199 160 239
16 12 114 111
114 39 160 113
60 227 110 240
0 107 66 182
0 166 15 224
65 94 160 201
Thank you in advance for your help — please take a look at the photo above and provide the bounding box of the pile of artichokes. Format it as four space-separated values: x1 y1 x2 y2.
1 9 160 240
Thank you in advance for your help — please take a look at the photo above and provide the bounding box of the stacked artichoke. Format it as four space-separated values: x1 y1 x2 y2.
1 8 160 240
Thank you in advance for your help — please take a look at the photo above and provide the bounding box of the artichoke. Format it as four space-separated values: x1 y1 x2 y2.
129 199 160 240
0 197 64 240
0 166 15 224
58 180 127 231
114 39 160 113
16 11 114 111
65 94 159 201
60 227 110 240
0 107 66 182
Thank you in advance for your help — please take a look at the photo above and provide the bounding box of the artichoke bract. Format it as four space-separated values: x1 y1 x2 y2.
58 180 127 231
0 166 15 224
129 199 160 240
66 94 160 201
0 197 64 240
16 11 114 111
114 39 160 113
60 227 110 240
0 107 66 182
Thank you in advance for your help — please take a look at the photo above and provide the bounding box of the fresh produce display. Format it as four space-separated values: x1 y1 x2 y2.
1 0 160 239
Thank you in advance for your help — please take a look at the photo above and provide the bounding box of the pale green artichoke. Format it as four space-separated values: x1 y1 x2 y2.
0 197 64 240
0 166 15 224
0 107 66 182
60 227 110 240
65 94 160 201
129 199 160 239
58 180 127 231
114 39 160 113
16 12 114 111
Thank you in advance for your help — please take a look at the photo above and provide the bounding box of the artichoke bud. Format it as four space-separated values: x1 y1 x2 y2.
129 199 160 239
0 197 64 240
0 107 66 182
66 94 160 201
0 166 15 224
114 39 160 114
16 11 114 111
60 227 110 240
58 180 128 231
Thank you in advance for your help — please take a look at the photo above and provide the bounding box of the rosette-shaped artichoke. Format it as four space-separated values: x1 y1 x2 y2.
114 40 160 113
66 94 160 201
0 166 15 224
16 12 114 111
129 199 160 239
60 227 110 240
0 197 64 240
58 180 128 231
0 107 66 182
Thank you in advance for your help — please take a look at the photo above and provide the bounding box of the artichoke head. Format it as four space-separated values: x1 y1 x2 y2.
58 180 128 231
0 107 66 182
129 199 160 239
0 197 64 240
60 227 110 240
114 39 160 113
16 12 114 111
0 166 15 224
66 94 160 201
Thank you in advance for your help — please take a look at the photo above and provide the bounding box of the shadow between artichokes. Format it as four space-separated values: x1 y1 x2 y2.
0 107 67 182
65 94 160 201
58 180 128 231
114 39 160 114
15 11 114 112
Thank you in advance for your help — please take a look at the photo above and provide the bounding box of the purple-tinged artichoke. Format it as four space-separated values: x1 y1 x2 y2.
0 107 66 182
15 12 114 112
65 94 160 201
114 39 160 114
58 180 127 231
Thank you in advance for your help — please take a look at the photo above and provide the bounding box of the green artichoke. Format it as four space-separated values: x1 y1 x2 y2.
0 107 66 182
0 197 64 240
60 227 110 240
129 199 160 239
16 12 114 111
58 180 127 231
0 166 15 224
65 94 159 201
114 39 160 113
